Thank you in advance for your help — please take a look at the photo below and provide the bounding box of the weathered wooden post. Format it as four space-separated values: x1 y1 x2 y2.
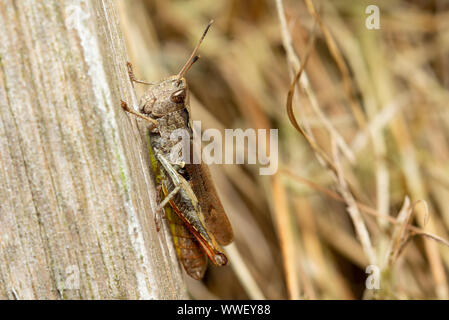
0 0 186 299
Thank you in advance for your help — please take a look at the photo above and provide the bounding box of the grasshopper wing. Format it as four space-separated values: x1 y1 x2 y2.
185 163 234 246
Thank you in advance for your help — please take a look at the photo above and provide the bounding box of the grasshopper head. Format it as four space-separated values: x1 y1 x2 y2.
139 20 213 119
139 76 189 117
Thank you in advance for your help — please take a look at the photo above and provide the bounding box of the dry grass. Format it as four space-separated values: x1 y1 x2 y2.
118 0 449 299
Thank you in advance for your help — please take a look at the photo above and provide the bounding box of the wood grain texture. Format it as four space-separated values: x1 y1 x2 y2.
0 0 187 299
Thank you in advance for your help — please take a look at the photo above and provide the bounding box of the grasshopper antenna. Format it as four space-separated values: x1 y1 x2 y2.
177 20 214 80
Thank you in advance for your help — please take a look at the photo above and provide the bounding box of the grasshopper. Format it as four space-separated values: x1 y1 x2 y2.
121 20 233 280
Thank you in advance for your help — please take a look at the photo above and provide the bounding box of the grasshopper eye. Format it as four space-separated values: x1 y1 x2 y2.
170 89 186 104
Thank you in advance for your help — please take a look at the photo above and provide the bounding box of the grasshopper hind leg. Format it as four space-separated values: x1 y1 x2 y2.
156 185 180 211
165 205 208 280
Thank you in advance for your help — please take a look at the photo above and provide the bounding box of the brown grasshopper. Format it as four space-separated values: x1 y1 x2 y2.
121 20 233 280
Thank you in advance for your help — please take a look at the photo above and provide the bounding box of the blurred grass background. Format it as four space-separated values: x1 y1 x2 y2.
117 0 449 299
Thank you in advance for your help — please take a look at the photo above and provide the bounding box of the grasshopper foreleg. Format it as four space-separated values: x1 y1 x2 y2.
127 62 156 87
120 100 158 129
